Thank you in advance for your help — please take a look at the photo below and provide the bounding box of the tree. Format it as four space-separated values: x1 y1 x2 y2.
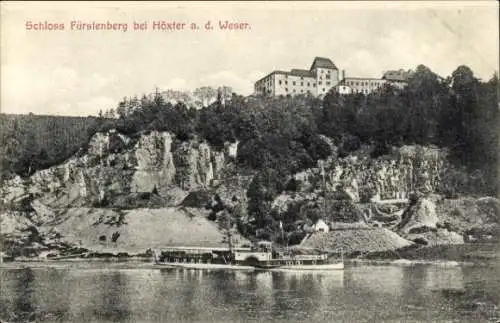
194 86 217 107
449 65 479 165
217 209 236 253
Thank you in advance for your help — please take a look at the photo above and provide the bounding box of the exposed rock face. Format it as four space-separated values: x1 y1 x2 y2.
131 131 176 193
173 141 217 190
0 130 241 257
393 195 500 245
435 196 500 241
397 198 439 234
1 130 232 210
295 145 458 202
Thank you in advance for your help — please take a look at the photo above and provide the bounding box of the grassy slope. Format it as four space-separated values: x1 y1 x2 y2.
54 207 250 254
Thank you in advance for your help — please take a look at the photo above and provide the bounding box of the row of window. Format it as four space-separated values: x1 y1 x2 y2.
346 80 384 87
283 88 326 93
278 80 331 87
257 87 330 95
257 82 332 93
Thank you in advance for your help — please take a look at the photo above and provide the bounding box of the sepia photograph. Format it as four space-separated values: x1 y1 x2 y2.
0 1 499 322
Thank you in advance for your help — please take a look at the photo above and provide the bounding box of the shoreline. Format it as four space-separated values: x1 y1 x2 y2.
0 257 494 269
2 243 497 268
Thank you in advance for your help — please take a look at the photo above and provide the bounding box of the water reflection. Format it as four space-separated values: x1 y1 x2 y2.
0 264 498 323
425 267 465 291
14 268 36 322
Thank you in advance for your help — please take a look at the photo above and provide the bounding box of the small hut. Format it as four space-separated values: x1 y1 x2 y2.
313 219 330 233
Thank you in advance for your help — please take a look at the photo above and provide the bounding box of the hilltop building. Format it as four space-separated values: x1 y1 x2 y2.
254 57 409 97
254 57 342 97
382 69 410 90
338 77 387 95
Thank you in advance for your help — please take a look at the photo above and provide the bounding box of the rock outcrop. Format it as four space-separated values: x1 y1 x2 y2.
294 145 460 202
1 130 236 210
0 130 244 257
1 132 497 258
393 195 499 245
397 198 439 234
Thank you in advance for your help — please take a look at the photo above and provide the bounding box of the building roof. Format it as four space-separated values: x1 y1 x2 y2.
255 69 315 83
310 57 338 70
290 69 314 77
255 57 339 84
382 69 410 82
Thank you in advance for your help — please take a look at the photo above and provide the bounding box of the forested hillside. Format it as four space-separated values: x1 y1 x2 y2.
89 64 499 198
1 64 498 258
1 64 498 196
0 114 102 178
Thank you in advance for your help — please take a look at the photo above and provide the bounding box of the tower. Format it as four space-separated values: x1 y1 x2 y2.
310 57 339 95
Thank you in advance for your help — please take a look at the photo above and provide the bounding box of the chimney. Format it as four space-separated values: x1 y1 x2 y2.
341 70 345 80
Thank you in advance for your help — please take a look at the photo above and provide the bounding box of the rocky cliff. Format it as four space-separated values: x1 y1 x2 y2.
1 130 238 210
1 130 497 259
293 145 458 202
0 130 243 258
271 144 498 249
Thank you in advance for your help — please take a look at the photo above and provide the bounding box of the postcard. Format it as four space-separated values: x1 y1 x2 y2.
1 2 499 323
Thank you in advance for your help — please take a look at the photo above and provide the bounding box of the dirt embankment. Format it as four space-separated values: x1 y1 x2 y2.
299 222 413 255
2 207 250 259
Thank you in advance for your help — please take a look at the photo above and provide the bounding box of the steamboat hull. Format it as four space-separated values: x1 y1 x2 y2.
154 261 255 271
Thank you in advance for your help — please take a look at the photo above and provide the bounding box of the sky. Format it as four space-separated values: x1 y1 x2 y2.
1 1 498 116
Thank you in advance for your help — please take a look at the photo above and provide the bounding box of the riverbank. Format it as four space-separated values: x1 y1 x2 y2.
2 243 497 269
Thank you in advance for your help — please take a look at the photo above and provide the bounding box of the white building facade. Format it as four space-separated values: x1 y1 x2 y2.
255 57 410 97
254 57 341 97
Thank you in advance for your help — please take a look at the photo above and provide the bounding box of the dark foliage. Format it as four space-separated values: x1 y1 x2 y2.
1 66 497 235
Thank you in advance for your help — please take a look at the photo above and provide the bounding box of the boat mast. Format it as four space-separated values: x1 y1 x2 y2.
322 163 327 219
225 210 233 255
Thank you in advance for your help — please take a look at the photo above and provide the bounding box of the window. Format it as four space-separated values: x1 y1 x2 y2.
285 81 288 85
319 81 322 85
307 82 310 86
301 82 303 86
285 88 288 92
293 81 296 85
326 74 331 80
313 83 316 86
326 81 330 86
293 89 296 93
279 80 282 85
301 89 303 93
322 88 326 92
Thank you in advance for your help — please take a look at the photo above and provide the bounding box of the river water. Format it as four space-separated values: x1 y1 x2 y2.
1 261 499 323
